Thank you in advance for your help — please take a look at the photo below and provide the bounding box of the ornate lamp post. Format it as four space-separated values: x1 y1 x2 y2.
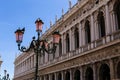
2 70 10 80
14 18 61 80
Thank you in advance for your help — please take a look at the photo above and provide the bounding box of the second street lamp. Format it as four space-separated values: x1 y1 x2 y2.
14 18 61 80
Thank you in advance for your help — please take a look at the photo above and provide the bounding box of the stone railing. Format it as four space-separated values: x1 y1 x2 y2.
112 30 120 40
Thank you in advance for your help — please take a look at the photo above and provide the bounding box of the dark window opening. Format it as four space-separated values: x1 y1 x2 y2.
52 74 55 80
99 64 110 80
114 0 120 30
74 28 79 49
65 71 70 80
58 73 62 80
85 67 93 80
74 70 80 80
117 62 120 78
85 20 91 44
66 34 70 52
98 12 106 37
59 39 62 56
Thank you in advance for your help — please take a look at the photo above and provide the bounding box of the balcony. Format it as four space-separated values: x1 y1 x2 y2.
37 30 120 71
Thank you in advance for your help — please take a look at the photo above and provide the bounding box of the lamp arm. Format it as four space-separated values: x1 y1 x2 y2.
18 38 36 52
45 44 57 54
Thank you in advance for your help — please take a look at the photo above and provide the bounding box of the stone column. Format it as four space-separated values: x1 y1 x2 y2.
44 75 46 80
109 59 115 80
80 67 84 80
110 11 115 33
90 14 95 42
72 28 75 50
28 58 30 70
55 44 59 58
25 60 27 71
111 11 116 32
63 34 65 54
34 54 36 67
69 29 72 51
82 27 85 46
21 62 23 73
63 34 66 54
79 22 82 47
55 73 57 80
39 76 42 80
94 21 99 40
105 3 111 35
45 51 48 63
93 64 97 80
27 59 29 70
70 69 73 80
32 55 34 68
31 56 33 68
61 34 64 55
61 71 64 80
49 74 51 80
38 55 40 65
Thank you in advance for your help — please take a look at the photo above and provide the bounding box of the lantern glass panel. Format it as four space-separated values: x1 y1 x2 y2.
44 41 48 48
36 22 43 32
53 34 60 44
15 31 23 43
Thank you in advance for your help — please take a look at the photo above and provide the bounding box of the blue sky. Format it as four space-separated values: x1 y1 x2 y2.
0 0 77 79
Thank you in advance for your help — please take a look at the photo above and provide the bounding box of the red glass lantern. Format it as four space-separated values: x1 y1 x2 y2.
35 18 44 32
53 31 61 44
44 40 48 48
15 28 25 43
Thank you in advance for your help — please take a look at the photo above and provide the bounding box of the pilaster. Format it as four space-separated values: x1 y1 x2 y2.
70 69 73 80
90 14 95 42
79 23 82 47
109 59 115 80
61 34 64 55
105 3 111 35
69 29 72 51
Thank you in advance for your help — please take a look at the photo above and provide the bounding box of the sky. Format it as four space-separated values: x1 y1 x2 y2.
0 0 77 79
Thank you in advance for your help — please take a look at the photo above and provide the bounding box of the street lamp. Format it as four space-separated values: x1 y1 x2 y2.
14 18 61 80
2 70 10 80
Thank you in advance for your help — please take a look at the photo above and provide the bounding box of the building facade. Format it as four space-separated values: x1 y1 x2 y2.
14 0 120 80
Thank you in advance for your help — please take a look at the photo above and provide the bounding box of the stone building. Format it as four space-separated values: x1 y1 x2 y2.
0 56 3 70
14 0 120 80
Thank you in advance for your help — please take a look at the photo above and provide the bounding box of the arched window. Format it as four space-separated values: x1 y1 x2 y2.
46 75 49 80
117 61 120 78
65 71 70 80
99 64 110 80
114 0 120 30
66 33 70 52
52 74 55 80
59 39 62 56
97 11 106 38
58 73 62 80
74 27 79 49
74 70 80 80
41 76 44 80
85 67 93 80
85 20 91 44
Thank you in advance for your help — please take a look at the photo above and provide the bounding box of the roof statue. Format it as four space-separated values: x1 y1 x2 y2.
68 0 72 9
62 8 64 16
55 15 58 22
